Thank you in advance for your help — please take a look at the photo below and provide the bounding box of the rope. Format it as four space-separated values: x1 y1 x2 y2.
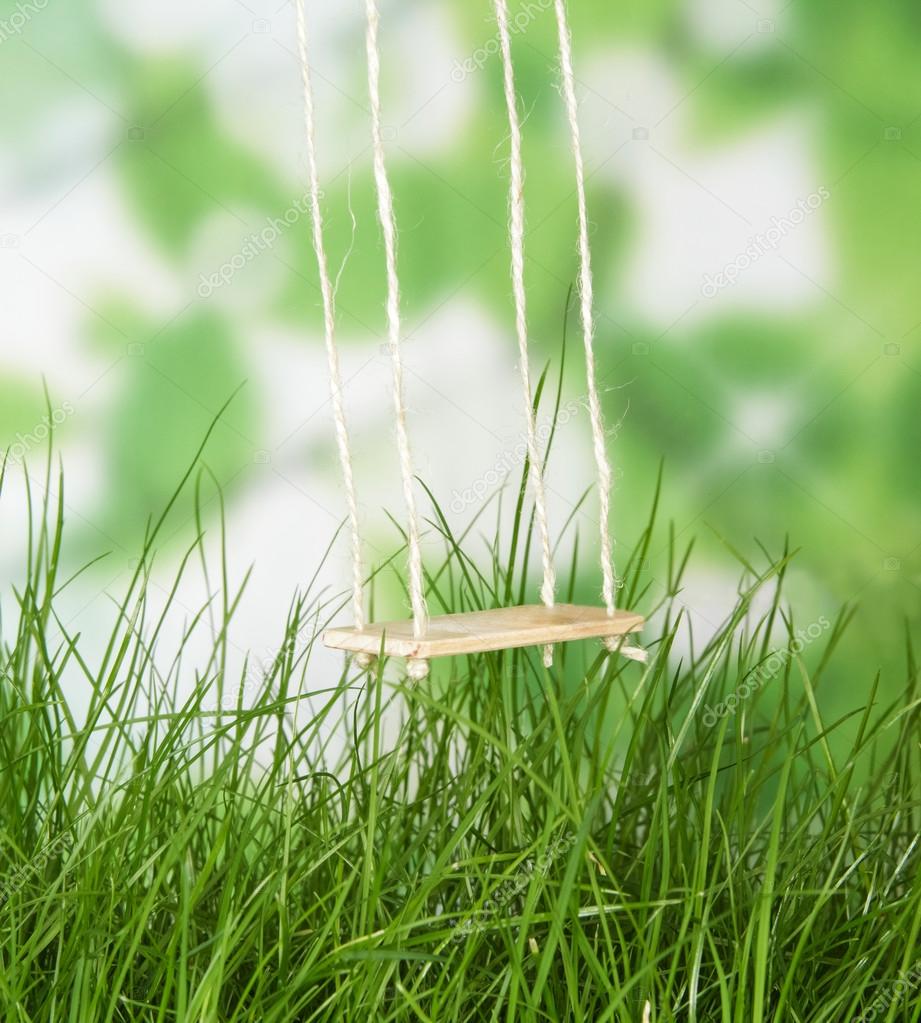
295 0 365 631
364 0 429 644
552 0 618 617
493 0 557 666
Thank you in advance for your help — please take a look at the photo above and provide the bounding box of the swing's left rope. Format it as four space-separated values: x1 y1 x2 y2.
295 0 365 633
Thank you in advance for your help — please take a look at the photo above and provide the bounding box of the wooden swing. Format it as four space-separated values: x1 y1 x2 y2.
296 0 645 679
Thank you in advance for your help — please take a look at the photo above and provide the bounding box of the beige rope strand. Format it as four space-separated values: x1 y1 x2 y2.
552 0 618 617
493 0 556 666
295 0 365 631
364 0 428 643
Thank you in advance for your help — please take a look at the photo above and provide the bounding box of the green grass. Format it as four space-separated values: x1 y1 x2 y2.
1 435 919 1023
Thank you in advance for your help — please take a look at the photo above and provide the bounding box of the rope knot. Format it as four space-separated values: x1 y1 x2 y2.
406 659 430 682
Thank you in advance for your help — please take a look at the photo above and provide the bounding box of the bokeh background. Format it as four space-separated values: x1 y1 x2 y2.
1 0 918 702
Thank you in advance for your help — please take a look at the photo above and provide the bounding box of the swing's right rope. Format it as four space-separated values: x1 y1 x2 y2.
493 0 557 665
295 0 365 631
364 0 428 640
552 0 618 617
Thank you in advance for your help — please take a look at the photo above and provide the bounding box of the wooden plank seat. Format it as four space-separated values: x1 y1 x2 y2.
323 604 644 661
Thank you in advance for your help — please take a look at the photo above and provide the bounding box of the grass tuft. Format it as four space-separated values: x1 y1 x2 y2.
0 442 919 1022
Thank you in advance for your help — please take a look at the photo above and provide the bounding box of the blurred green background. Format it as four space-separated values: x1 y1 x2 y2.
0 0 918 697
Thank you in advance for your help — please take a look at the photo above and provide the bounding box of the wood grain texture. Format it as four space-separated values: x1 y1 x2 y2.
323 604 644 659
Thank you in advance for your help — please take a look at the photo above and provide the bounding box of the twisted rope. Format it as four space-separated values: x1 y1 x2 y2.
364 0 429 644
493 0 557 666
552 0 618 616
295 0 365 631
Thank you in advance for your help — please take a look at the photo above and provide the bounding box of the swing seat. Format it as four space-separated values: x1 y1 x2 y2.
302 1 640 682
323 604 644 660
